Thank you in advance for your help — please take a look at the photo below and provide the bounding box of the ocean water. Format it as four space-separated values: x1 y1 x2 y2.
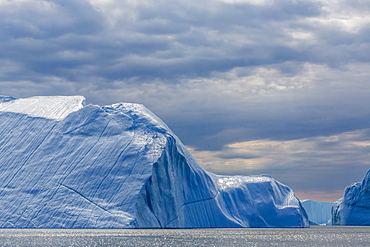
0 226 369 247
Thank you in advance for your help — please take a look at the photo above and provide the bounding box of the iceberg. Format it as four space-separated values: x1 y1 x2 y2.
0 96 309 228
332 169 370 226
301 200 333 225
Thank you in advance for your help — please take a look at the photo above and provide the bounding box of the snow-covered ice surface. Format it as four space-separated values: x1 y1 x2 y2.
332 169 370 225
0 96 85 121
301 200 333 225
0 96 309 228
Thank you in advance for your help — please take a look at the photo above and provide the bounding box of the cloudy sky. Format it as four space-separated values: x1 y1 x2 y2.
1 0 370 202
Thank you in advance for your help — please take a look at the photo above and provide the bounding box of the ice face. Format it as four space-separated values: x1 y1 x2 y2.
0 96 309 228
301 200 333 225
332 169 370 226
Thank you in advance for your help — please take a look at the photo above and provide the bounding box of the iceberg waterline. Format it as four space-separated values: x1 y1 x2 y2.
0 96 309 228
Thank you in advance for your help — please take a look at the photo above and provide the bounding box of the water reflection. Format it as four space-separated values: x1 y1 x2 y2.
0 226 369 247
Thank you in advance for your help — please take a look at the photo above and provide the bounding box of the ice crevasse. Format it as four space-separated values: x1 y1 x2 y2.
0 96 309 228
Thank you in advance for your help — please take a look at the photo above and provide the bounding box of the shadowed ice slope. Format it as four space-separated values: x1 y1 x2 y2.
0 96 309 228
332 169 370 225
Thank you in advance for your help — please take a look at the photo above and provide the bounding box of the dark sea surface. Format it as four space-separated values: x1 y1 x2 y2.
0 226 369 247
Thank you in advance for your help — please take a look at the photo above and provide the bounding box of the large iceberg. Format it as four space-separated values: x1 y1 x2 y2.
0 96 309 228
332 169 370 225
301 200 333 225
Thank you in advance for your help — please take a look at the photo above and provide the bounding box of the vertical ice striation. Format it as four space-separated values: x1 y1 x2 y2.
0 96 309 228
332 169 370 225
301 200 333 225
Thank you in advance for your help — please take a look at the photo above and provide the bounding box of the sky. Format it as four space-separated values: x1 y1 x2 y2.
1 0 370 202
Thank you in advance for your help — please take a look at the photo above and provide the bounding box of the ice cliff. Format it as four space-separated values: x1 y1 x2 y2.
0 96 309 228
301 200 333 225
332 169 370 225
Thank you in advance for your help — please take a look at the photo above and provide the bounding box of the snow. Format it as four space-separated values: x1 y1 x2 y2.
0 96 85 121
0 95 309 228
332 169 370 226
301 200 333 225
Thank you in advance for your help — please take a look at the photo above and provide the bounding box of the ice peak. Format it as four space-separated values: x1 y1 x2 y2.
0 96 86 121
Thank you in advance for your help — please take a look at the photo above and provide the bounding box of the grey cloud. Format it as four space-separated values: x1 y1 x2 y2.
2 0 368 90
195 128 370 196
0 0 325 85
216 153 261 160
0 1 104 39
0 0 106 83
251 164 370 194
165 83 370 151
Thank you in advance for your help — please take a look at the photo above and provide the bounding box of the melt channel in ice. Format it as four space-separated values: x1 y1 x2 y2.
0 95 309 228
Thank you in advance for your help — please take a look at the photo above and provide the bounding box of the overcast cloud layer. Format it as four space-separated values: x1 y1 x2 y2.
1 0 370 201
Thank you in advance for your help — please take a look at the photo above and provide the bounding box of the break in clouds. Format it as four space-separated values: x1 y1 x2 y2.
1 0 370 200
